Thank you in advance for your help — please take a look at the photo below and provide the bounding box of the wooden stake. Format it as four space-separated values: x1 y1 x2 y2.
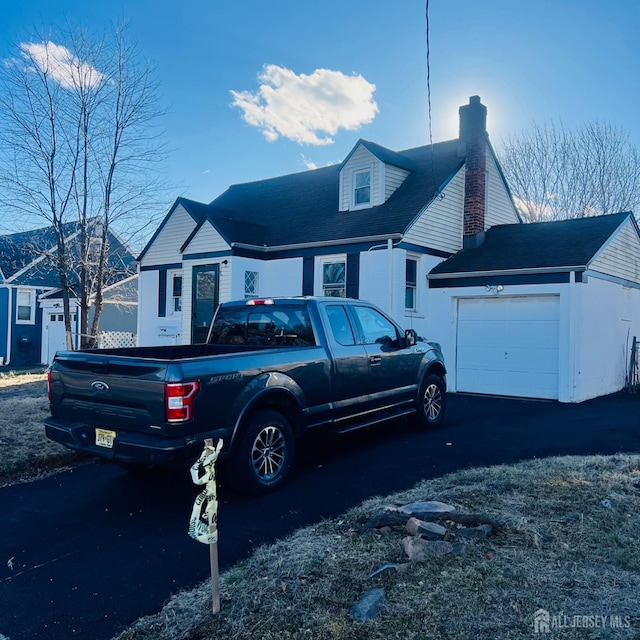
209 530 220 614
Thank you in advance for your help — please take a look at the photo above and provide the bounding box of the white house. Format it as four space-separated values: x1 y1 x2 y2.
136 96 640 402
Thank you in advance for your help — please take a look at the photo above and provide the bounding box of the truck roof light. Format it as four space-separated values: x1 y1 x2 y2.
246 299 274 305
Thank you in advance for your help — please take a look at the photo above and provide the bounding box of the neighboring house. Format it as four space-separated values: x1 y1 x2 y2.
137 95 640 402
0 221 137 366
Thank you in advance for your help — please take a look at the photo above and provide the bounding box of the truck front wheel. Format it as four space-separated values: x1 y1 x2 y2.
417 373 446 428
230 410 294 494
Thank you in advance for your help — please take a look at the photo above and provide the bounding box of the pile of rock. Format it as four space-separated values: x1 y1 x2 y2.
351 500 502 623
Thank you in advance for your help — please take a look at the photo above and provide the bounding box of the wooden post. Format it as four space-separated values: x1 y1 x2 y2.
209 528 220 614
204 438 220 615
189 438 223 615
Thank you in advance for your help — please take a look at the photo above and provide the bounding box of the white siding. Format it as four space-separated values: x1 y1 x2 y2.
576 277 640 401
230 257 303 299
183 222 230 255
339 146 379 211
385 165 410 201
589 218 640 284
485 148 520 228
140 205 196 266
403 168 465 253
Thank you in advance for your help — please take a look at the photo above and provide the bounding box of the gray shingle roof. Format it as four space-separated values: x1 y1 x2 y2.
430 212 634 275
170 139 465 251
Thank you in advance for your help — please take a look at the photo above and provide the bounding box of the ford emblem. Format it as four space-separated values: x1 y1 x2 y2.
91 381 110 392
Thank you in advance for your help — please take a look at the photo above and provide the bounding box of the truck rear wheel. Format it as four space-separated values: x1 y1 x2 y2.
417 373 446 428
230 410 294 494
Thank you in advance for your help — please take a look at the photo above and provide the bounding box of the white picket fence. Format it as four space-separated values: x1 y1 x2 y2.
97 331 137 349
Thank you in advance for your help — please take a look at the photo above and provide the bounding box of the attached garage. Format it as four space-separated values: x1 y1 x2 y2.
428 212 640 402
456 296 560 399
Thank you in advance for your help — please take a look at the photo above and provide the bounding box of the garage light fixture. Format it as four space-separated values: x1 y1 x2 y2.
486 284 504 294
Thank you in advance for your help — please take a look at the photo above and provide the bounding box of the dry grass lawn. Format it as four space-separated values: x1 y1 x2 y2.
115 454 640 640
0 370 85 486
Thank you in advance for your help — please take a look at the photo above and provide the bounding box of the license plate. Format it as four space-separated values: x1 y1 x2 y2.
95 428 116 449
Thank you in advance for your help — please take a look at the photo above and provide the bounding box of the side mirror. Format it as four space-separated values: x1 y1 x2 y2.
405 329 417 347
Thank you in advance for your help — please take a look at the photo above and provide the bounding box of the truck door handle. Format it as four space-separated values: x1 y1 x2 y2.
369 355 382 365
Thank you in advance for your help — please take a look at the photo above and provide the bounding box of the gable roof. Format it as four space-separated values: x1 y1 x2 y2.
429 212 635 276
145 140 465 257
339 139 416 172
0 221 80 283
0 221 136 289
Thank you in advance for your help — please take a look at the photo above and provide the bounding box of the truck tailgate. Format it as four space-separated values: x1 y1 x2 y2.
49 353 168 431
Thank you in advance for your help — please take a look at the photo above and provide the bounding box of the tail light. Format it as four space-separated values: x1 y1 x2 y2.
165 381 200 422
47 369 52 402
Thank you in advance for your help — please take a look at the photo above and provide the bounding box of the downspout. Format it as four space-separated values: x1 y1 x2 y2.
5 286 12 366
388 238 394 313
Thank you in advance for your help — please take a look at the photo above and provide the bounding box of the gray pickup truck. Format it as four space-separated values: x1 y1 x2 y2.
45 297 446 493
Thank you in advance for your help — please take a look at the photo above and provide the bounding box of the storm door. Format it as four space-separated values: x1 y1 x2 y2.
191 265 219 343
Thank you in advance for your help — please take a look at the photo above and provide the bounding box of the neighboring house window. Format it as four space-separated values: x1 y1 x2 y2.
16 289 35 324
322 259 346 297
353 169 371 207
244 271 259 299
168 271 182 314
88 238 103 264
405 257 418 311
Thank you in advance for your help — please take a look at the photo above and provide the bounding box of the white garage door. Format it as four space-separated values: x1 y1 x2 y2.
456 296 560 399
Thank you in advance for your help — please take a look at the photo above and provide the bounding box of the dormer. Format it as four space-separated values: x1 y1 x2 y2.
338 140 414 212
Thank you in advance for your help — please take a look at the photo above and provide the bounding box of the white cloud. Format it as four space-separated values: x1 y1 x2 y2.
300 154 317 170
231 64 378 146
20 41 103 90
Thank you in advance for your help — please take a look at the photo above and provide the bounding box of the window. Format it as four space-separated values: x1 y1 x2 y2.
353 170 371 207
405 257 418 311
16 289 35 324
210 306 315 347
244 271 259 299
88 238 103 264
168 271 182 314
326 305 355 346
322 260 346 297
353 305 398 345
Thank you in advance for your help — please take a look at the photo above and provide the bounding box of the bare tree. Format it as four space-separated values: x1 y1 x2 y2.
499 121 640 222
0 22 168 348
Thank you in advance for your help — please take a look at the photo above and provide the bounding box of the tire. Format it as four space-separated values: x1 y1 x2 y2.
230 410 294 494
416 373 446 428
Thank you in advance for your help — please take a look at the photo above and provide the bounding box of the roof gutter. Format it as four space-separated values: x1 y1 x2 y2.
427 265 587 280
231 233 403 253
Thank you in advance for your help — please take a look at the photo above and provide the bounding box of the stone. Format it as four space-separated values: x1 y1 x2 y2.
402 536 453 561
406 517 447 539
457 524 493 539
398 501 456 516
351 588 385 623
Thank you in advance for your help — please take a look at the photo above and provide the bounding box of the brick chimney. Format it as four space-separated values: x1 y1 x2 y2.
459 96 488 249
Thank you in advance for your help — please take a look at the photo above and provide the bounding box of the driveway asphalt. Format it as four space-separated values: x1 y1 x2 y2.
1 391 639 640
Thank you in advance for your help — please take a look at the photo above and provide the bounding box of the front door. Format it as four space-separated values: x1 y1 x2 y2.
191 265 219 344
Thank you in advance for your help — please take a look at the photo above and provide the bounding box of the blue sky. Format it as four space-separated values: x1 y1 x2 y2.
1 0 639 208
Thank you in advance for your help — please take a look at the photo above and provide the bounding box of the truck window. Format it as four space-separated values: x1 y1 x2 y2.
326 305 355 346
353 306 399 346
210 306 315 346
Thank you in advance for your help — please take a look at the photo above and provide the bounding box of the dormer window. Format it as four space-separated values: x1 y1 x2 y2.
353 169 371 207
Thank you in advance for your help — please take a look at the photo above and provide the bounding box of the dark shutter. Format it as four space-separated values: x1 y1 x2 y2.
302 257 314 296
346 253 360 299
158 269 167 317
